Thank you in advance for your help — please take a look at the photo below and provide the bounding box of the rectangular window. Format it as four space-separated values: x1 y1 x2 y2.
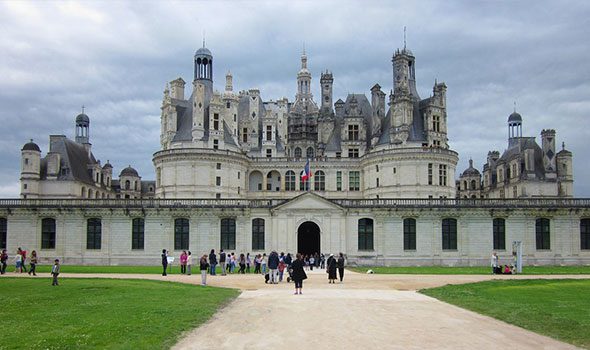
252 218 265 251
348 124 359 141
336 152 341 158
349 171 360 191
439 164 447 186
213 139 219 150
428 163 433 185
216 176 221 186
213 113 219 130
432 115 440 132
242 128 248 143
87 218 102 250
348 148 359 158
0 218 6 249
336 171 342 191
442 218 457 250
221 218 236 250
132 218 144 250
226 102 231 108
174 218 190 250
376 178 380 187
358 218 374 250
266 126 272 141
581 219 590 250
216 163 221 170
403 218 416 250
266 149 272 158
42 218 56 249
216 193 221 199
376 165 379 172
536 218 550 250
493 218 505 250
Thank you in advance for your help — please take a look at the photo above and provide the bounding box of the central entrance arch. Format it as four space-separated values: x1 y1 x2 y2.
297 221 320 256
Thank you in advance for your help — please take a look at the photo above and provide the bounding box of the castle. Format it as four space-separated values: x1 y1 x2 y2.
9 44 586 267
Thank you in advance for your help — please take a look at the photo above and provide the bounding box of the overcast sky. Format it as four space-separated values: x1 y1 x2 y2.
1 0 589 197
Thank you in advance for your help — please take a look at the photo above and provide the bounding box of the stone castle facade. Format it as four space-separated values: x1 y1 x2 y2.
8 43 587 267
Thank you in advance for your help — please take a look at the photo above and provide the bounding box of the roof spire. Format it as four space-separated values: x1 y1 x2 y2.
562 142 565 150
404 26 407 50
303 41 306 56
202 30 206 48
514 101 517 112
81 105 85 114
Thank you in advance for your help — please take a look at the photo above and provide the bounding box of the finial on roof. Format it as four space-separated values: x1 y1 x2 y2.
30 138 34 143
514 101 517 113
202 29 206 48
404 26 407 50
303 41 306 56
562 142 565 150
81 105 85 114
469 158 473 167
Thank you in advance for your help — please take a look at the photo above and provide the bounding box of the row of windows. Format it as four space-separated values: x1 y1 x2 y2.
358 218 590 252
282 170 360 192
2 218 590 252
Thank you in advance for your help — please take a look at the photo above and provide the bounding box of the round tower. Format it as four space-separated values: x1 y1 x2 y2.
20 139 41 199
75 111 90 144
119 165 141 199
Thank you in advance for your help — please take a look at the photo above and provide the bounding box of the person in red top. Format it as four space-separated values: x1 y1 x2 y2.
17 247 27 273
179 250 188 274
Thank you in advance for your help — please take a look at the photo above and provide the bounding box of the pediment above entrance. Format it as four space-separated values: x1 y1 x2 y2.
272 192 344 213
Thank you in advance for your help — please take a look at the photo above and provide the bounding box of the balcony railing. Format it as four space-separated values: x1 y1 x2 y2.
0 198 589 210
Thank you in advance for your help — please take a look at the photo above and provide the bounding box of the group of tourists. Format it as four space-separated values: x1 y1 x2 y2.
0 247 38 275
491 252 515 275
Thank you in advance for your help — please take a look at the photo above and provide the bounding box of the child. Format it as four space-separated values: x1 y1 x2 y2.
199 254 209 286
14 251 22 273
278 259 286 282
51 259 60 286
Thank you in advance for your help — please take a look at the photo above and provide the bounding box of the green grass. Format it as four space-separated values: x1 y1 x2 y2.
3 265 235 274
420 279 590 348
349 265 590 275
0 278 239 349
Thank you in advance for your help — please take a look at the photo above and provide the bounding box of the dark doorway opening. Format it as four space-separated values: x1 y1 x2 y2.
297 221 320 256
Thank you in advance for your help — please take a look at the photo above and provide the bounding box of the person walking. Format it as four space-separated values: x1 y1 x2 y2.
326 253 337 284
200 254 209 286
186 251 193 275
161 249 168 276
51 259 60 286
14 250 22 273
261 253 267 275
1 249 8 274
268 251 279 284
491 252 499 274
28 250 38 276
246 253 251 273
290 253 307 295
337 252 345 283
238 253 246 274
179 250 188 274
219 249 227 276
209 249 217 276
19 248 27 273
254 254 261 274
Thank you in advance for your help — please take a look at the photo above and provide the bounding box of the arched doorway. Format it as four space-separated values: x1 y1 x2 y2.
297 221 320 256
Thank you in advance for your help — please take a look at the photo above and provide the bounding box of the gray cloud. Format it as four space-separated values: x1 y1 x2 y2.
1 0 588 197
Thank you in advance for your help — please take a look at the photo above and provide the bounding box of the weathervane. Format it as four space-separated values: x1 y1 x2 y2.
404 26 407 50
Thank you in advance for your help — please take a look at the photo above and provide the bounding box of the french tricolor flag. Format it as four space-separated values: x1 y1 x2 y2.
301 159 312 182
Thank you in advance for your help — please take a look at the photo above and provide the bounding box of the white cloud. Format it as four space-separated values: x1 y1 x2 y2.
0 0 588 197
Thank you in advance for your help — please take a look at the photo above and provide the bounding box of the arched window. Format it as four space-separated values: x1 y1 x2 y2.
493 218 505 250
314 170 325 191
285 171 296 191
125 180 130 190
42 218 56 249
248 171 263 192
87 218 102 250
535 218 550 250
306 147 315 159
358 218 374 250
252 218 265 251
81 187 86 198
174 218 189 250
294 147 302 158
581 219 590 250
470 180 477 190
88 189 93 198
403 218 416 250
132 218 144 250
221 218 236 250
442 218 457 250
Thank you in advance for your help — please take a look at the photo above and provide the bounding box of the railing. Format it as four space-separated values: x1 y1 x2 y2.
0 198 589 209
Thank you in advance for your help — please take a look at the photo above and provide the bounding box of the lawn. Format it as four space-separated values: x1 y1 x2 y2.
0 278 239 349
420 279 590 349
349 265 590 275
3 265 232 274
